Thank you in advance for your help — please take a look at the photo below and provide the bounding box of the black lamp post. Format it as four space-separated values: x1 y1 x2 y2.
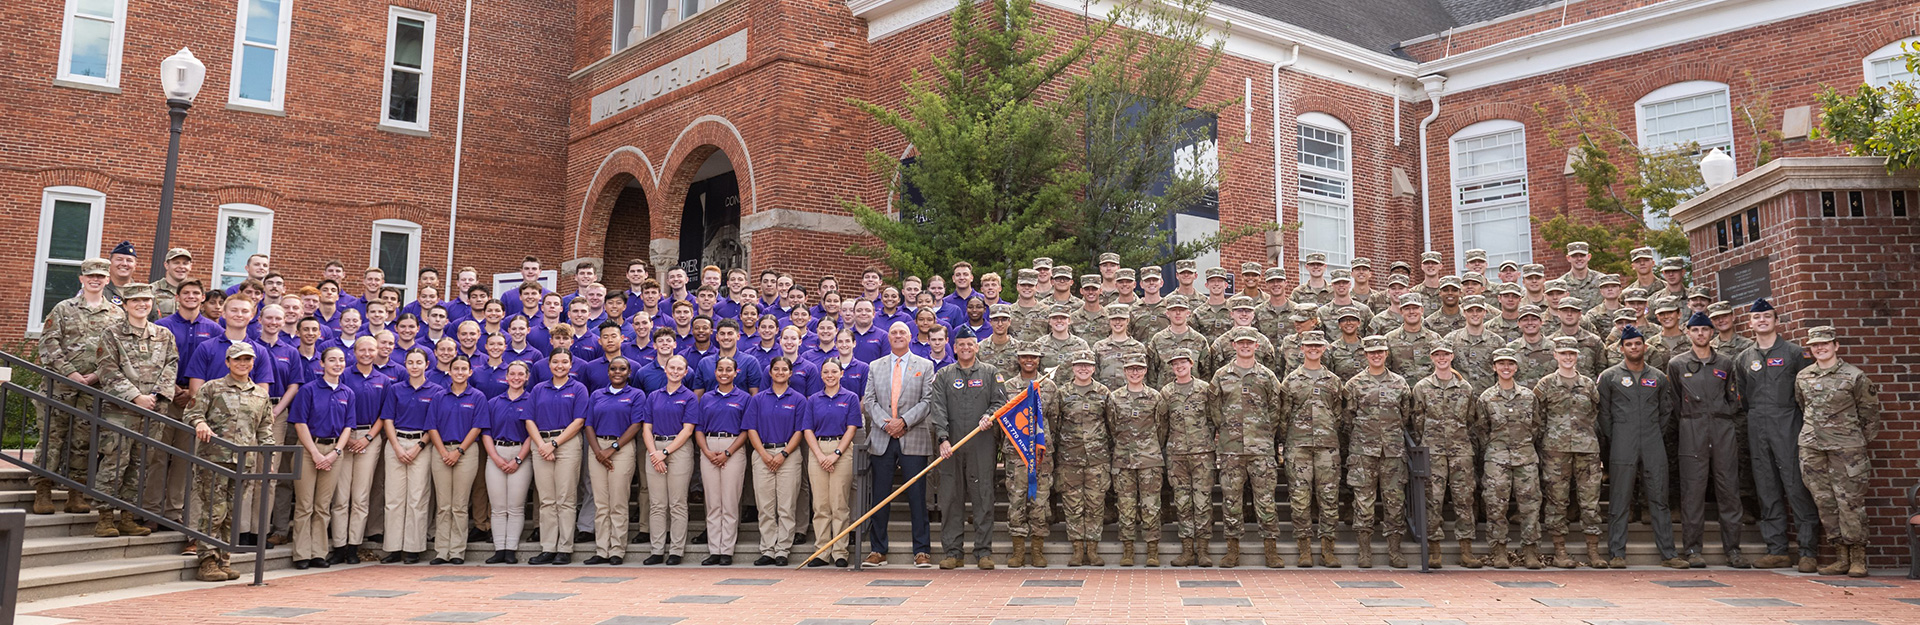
151 48 205 281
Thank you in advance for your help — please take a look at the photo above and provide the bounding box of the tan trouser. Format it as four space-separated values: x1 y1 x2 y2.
469 475 491 531
431 447 481 560
587 442 638 557
141 401 193 522
383 435 434 553
292 442 339 561
646 443 695 556
697 436 746 556
807 448 855 561
750 448 804 557
331 429 384 547
533 435 583 553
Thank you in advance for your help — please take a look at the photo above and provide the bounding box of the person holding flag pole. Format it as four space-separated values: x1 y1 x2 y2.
999 345 1059 568
927 325 1008 569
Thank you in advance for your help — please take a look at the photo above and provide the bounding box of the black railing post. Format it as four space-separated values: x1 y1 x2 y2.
1406 434 1431 574
253 451 270 586
2 509 23 625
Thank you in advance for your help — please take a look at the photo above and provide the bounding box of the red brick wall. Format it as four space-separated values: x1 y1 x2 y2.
1685 187 1920 566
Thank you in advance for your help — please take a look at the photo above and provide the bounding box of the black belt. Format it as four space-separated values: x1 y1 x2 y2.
395 430 425 440
596 435 620 441
815 435 843 441
704 432 737 437
538 429 564 437
313 437 338 445
495 440 522 447
652 435 675 441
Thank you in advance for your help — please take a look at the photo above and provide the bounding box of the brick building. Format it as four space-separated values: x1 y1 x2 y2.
4 0 1917 556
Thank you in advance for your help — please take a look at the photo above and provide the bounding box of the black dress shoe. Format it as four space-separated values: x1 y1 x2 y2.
525 530 539 543
403 553 421 565
486 550 509 564
381 552 405 564
701 555 723 565
806 558 830 567
238 532 259 546
430 558 449 565
665 555 682 565
575 530 595 543
608 556 623 565
643 554 665 565
365 533 384 544
503 551 518 564
468 528 491 542
528 552 555 565
793 532 807 545
310 558 330 569
631 531 651 543
584 556 609 565
834 558 847 567
754 555 776 566
719 556 732 565
692 532 708 545
449 558 464 565
552 553 571 565
293 559 310 570
774 556 788 566
325 548 346 565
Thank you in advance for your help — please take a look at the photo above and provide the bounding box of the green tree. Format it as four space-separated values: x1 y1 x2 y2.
1069 0 1272 269
844 0 1107 282
1532 86 1695 276
1816 43 1920 172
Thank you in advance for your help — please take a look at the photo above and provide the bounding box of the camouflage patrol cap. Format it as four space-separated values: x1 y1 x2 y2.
1080 275 1102 289
1174 259 1197 274
1016 269 1040 285
1329 269 1352 284
1122 355 1149 368
121 282 155 300
1115 268 1136 282
1598 273 1621 287
1517 304 1544 319
1552 335 1581 353
1429 338 1454 353
1612 308 1641 322
1706 301 1733 317
1439 275 1462 290
1070 351 1097 365
1264 267 1290 282
1289 304 1317 322
1491 347 1519 363
1630 246 1656 261
1420 251 1443 264
1228 295 1258 311
1230 332 1260 343
1165 348 1197 363
1033 257 1054 268
226 342 257 359
1659 257 1686 271
1386 274 1412 287
1162 294 1192 310
1051 266 1074 279
1652 297 1682 314
1499 260 1521 272
1098 252 1121 266
80 258 110 277
1104 304 1132 319
1686 286 1712 301
1556 296 1585 311
1016 344 1045 357
1544 278 1569 294
1522 263 1547 277
1461 271 1485 285
165 247 193 262
1390 261 1413 274
1240 261 1264 275
1497 283 1523 296
1566 241 1591 256
1204 267 1230 281
1804 325 1837 345
1350 257 1373 270
1464 249 1488 262
1048 304 1074 318
1361 335 1390 352
1398 293 1425 309
1622 287 1650 302
1461 294 1490 311
1300 330 1329 346
1138 266 1163 280
1336 305 1364 321
989 303 1014 319
1302 252 1328 265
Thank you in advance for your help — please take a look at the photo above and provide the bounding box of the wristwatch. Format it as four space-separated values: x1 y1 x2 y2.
778 449 789 458
609 441 620 451
832 449 843 456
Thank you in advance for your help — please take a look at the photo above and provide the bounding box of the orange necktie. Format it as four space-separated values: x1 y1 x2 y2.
890 357 904 422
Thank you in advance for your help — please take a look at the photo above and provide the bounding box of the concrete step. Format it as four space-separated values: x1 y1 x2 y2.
17 547 295 603
19 532 193 568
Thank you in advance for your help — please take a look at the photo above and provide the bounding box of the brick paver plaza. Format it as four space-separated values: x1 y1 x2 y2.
22 565 1920 625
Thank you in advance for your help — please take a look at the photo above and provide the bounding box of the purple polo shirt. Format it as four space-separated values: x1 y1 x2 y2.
825 358 872 398
696 386 750 434
586 385 646 437
381 379 443 431
340 367 391 428
803 388 862 435
744 386 806 446
287 379 356 439
645 386 701 437
469 357 514 398
255 333 307 398
692 350 764 393
157 312 221 386
848 324 886 363
430 385 488 444
783 356 824 397
485 391 532 443
528 378 588 432
184 333 277 387
498 286 550 319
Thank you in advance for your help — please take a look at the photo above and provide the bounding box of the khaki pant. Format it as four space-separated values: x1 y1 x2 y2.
751 448 803 557
806 448 855 560
140 402 193 522
485 445 533 550
292 442 339 561
268 416 294 536
533 435 583 553
383 435 434 553
646 444 696 556
587 442 637 558
431 446 481 560
469 474 491 532
331 429 383 547
698 436 746 556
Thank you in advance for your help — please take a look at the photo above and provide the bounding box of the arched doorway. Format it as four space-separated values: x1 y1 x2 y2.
674 150 743 277
602 177 650 270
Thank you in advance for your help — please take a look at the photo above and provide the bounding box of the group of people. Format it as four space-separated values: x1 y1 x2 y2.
31 239 1882 581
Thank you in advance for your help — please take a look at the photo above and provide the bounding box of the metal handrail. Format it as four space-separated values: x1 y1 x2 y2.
0 348 300 586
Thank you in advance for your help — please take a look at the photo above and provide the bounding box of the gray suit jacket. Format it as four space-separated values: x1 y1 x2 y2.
861 351 936 456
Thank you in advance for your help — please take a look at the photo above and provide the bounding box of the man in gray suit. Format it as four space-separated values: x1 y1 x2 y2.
861 321 937 568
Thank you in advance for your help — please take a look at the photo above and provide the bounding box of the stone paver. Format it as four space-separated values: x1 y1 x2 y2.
411 612 504 623
1359 598 1434 608
1182 597 1252 607
497 592 576 601
1535 598 1617 608
222 607 325 618
867 579 930 587
1007 597 1077 606
1652 579 1729 588
1020 580 1083 587
716 578 782 586
568 576 636 584
1812 579 1897 588
835 597 908 606
334 589 416 598
1496 581 1562 588
596 619 686 625
662 595 741 604
1179 580 1242 588
1335 580 1402 588
1712 597 1801 607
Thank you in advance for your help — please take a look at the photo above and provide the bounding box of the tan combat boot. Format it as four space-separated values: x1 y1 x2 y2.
1847 545 1868 578
31 484 56 514
1007 536 1026 568
1458 539 1482 568
1428 540 1444 568
1068 541 1086 567
1171 538 1194 567
64 491 90 514
1085 541 1104 566
1218 538 1240 568
1797 556 1818 573
1521 543 1543 569
1553 536 1575 568
1263 538 1281 569
1585 536 1605 568
1319 536 1341 568
1193 538 1213 567
1488 543 1511 569
195 557 227 582
117 510 153 537
93 514 119 538
1355 531 1373 568
1145 540 1161 567
1818 547 1850 576
1385 534 1406 569
1029 536 1048 568
1120 541 1135 567
1297 537 1315 567
219 554 241 581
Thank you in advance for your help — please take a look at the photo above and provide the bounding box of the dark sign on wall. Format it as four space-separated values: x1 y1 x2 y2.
1718 256 1770 308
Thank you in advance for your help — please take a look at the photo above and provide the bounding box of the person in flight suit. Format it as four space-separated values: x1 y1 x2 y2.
1667 312 1749 568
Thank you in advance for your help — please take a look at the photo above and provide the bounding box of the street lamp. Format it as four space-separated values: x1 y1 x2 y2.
1699 147 1736 190
151 48 205 280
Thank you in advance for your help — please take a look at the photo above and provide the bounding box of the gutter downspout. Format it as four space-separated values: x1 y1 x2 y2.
1416 74 1446 254
446 0 475 278
1272 44 1298 271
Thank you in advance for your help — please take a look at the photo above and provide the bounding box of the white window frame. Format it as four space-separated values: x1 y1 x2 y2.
379 7 435 132
1865 37 1920 88
1295 112 1354 271
1449 119 1533 271
227 0 295 112
56 0 129 89
30 187 107 334
646 0 671 36
214 203 274 289
612 0 641 51
1635 80 1734 158
371 219 423 302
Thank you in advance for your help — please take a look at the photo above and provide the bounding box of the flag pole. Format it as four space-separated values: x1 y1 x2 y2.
795 409 1006 569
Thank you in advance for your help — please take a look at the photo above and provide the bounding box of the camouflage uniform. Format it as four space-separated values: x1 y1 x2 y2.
1211 356 1284 540
1106 377 1165 545
1211 325 1281 376
1128 298 1169 341
1342 366 1412 539
1711 333 1757 363
1383 309 1444 384
1444 327 1505 394
1159 360 1216 542
1054 375 1112 542
1192 298 1233 339
1147 324 1211 388
1411 368 1478 543
1001 373 1060 539
1279 360 1343 540
1316 299 1373 338
1559 271 1603 308
37 277 122 488
1007 302 1052 342
1478 372 1543 547
977 336 1023 376
1506 334 1557 387
1091 306 1149 390
1254 299 1292 340
152 277 182 318
1031 330 1089 380
1067 300 1109 345
96 309 179 510
1534 361 1604 540
1426 309 1466 338
185 357 275 567
1794 342 1880 548
1290 254 1334 306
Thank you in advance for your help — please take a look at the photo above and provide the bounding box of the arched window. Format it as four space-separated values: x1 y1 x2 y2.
1635 80 1733 157
1450 120 1531 269
1865 37 1919 88
31 186 106 333
1296 112 1353 269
